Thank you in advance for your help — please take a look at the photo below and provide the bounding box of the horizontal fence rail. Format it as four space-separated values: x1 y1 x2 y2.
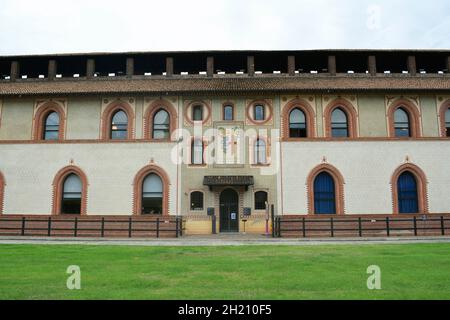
274 215 450 238
0 215 183 238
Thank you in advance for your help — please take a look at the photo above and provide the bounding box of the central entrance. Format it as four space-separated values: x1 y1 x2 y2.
219 188 239 232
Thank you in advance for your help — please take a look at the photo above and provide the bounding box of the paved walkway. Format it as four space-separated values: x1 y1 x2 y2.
1 235 450 246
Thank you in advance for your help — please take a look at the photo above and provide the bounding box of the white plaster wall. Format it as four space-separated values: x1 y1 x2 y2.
0 143 177 215
282 141 450 215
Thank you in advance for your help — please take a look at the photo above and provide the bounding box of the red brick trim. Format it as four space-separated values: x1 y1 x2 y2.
33 101 66 141
222 101 235 121
306 163 345 215
387 99 422 138
439 99 450 138
184 100 212 125
132 164 170 215
324 99 358 138
391 163 428 214
143 99 178 141
282 98 316 139
52 165 88 215
101 100 135 140
0 171 5 214
246 99 273 125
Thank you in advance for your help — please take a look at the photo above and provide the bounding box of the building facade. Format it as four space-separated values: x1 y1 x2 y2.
0 50 449 235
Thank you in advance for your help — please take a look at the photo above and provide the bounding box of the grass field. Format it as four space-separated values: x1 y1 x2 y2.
0 243 449 299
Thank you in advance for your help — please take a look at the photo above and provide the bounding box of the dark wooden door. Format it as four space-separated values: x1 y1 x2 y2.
219 188 239 232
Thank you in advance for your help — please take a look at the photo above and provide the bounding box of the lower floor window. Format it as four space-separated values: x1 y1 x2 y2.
61 174 82 214
254 191 268 210
190 191 204 210
314 172 336 214
142 173 163 214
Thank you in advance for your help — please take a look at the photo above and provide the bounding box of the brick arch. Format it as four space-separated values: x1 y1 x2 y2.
306 163 345 215
52 165 89 215
324 99 358 138
143 99 178 141
387 99 422 138
0 171 5 214
246 99 273 125
101 100 135 140
282 98 316 139
439 99 450 137
132 164 170 215
33 101 66 141
390 163 428 214
184 100 212 125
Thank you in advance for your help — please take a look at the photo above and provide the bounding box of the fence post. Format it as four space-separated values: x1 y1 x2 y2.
175 217 179 238
74 217 78 237
441 216 445 236
271 204 275 238
179 218 183 237
128 217 132 238
386 217 390 237
47 217 52 237
358 217 362 237
413 216 417 236
302 217 306 238
101 217 105 238
21 216 26 236
330 217 334 237
156 218 160 238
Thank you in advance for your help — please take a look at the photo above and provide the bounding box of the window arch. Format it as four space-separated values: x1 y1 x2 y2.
133 164 170 215
0 171 5 214
52 166 88 215
253 138 267 165
190 191 204 211
33 102 66 141
246 100 273 125
439 101 450 137
445 109 450 137
144 100 177 141
391 163 428 214
191 138 204 165
254 191 268 210
387 100 421 138
282 99 315 139
331 108 349 137
324 100 357 138
101 101 134 140
307 163 345 215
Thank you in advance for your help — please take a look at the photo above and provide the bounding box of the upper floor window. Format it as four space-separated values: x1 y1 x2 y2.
61 174 82 214
191 139 204 165
445 108 450 137
43 112 60 140
152 109 170 139
254 138 267 165
289 108 307 138
254 191 268 210
254 104 265 121
394 107 410 137
331 108 348 138
110 110 128 140
223 105 234 121
190 191 204 210
192 105 203 121
142 173 163 214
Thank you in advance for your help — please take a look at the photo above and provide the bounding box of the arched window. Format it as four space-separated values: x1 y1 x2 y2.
289 108 307 137
331 108 348 137
445 108 450 137
191 139 204 165
192 105 203 121
190 191 204 211
254 191 268 210
397 171 419 213
254 139 267 164
313 172 336 214
394 108 411 137
43 111 60 140
110 110 128 139
223 105 234 121
61 174 82 214
152 109 170 139
142 173 163 214
254 104 265 121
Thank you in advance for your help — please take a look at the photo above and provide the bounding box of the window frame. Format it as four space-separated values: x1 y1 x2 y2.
223 104 234 121
110 109 129 140
101 101 135 140
289 108 307 138
190 191 204 211
331 107 349 138
254 191 268 210
152 108 170 140
191 138 205 165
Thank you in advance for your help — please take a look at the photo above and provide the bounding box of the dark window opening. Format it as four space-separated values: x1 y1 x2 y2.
254 105 265 121
192 105 203 121
43 111 60 140
223 105 233 120
314 172 336 214
110 109 128 139
153 109 170 139
394 107 411 137
254 139 267 164
445 108 450 137
190 191 204 210
289 108 307 137
254 191 268 210
61 174 82 214
397 171 419 213
331 108 349 137
142 173 163 214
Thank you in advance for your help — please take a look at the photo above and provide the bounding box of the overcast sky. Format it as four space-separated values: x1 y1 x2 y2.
0 0 449 55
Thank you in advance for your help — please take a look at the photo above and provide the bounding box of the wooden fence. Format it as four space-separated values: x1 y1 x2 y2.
0 215 183 238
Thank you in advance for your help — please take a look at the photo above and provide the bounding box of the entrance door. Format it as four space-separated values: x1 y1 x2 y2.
219 188 239 232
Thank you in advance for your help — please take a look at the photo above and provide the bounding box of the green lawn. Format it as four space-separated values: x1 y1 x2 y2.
0 243 449 299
